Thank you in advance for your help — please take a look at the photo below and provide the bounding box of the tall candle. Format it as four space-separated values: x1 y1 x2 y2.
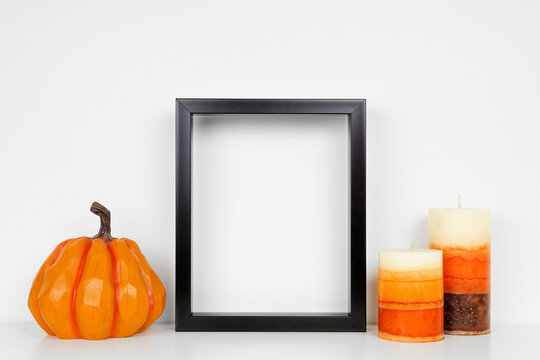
429 200 491 335
378 248 444 342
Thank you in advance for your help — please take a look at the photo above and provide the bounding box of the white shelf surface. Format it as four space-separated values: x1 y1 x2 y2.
1 323 538 360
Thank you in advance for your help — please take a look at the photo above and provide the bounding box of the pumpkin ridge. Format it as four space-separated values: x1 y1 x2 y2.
123 239 154 333
70 239 91 339
106 240 119 338
28 240 69 336
47 240 69 269
38 240 69 335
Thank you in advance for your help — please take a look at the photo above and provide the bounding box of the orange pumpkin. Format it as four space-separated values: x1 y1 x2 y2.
28 202 166 339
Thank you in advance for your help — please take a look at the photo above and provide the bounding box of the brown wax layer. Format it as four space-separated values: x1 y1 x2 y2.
444 293 490 334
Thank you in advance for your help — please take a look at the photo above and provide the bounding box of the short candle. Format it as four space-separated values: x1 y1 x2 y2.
429 201 491 335
378 248 444 342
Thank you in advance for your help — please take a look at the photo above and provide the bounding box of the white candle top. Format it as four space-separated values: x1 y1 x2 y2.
379 249 442 272
429 208 491 249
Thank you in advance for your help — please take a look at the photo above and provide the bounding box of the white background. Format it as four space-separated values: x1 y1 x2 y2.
192 114 349 314
1 0 540 326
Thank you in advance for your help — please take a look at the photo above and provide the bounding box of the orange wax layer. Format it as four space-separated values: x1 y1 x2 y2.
378 268 443 342
379 269 443 309
378 331 444 343
430 245 490 294
378 307 444 341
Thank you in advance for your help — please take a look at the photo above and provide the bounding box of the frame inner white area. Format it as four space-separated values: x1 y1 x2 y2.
192 114 350 314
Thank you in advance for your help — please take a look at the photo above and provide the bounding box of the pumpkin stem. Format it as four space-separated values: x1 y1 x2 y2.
90 202 113 241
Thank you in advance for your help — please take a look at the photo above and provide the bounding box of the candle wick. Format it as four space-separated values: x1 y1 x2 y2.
458 194 462 209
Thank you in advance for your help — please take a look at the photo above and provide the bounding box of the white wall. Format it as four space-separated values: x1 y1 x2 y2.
1 0 539 325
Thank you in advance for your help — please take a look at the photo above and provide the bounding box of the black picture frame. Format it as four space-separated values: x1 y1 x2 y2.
176 99 366 331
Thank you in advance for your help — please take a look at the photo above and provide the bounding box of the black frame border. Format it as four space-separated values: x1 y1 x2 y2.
176 99 366 331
